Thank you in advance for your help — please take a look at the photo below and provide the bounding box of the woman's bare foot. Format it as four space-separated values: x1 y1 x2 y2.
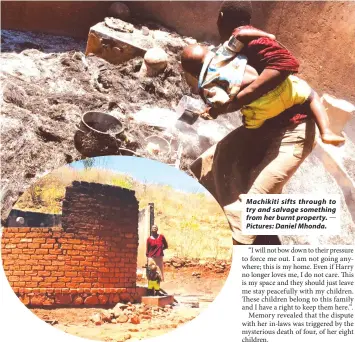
321 132 345 146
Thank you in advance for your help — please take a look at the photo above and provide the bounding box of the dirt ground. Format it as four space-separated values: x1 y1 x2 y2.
30 266 228 341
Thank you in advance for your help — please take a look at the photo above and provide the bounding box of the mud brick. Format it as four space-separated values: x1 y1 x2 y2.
36 249 49 254
31 277 44 282
13 233 26 238
33 238 46 243
26 233 41 238
65 271 78 277
45 266 58 271
25 282 38 287
5 244 16 249
58 277 71 283
1 249 11 254
48 249 61 255
41 244 54 249
67 250 80 256
38 260 52 266
80 261 93 267
19 265 31 271
38 271 51 277
45 277 57 282
71 277 85 283
52 282 66 288
31 254 44 260
13 271 25 276
3 259 14 266
32 265 45 271
71 256 85 261
46 239 56 244
52 261 65 266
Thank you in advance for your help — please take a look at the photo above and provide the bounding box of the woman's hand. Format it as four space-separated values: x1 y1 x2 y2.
200 107 217 120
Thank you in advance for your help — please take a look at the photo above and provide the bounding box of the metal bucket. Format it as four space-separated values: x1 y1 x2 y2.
144 135 171 157
74 111 124 157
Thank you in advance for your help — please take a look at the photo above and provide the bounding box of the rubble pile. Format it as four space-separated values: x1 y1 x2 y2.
0 26 195 222
89 301 194 327
165 257 231 275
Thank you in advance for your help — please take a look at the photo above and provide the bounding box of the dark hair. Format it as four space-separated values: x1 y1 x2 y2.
217 1 253 40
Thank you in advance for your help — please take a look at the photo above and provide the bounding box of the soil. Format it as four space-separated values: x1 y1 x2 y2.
0 28 194 223
29 267 226 341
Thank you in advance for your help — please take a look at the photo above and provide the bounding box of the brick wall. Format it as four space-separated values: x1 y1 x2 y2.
1 181 146 306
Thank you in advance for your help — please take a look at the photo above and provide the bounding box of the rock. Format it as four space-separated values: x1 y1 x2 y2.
113 303 129 317
109 293 120 304
84 295 99 305
30 295 46 306
117 314 129 323
19 295 30 305
98 294 108 305
15 217 25 225
119 292 132 303
128 328 139 332
73 296 84 305
184 37 197 45
55 294 72 305
141 314 152 320
172 262 182 268
142 26 150 36
130 315 140 324
108 2 131 21
165 305 172 310
111 318 117 324
101 310 112 323
90 313 103 326
140 48 168 77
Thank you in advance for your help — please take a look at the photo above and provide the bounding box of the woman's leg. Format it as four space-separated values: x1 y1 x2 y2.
226 120 316 245
152 256 164 281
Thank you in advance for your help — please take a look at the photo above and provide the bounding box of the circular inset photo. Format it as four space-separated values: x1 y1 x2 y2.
1 156 232 341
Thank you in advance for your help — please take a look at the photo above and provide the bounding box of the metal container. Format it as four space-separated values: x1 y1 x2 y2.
178 109 199 125
176 95 207 125
74 111 124 157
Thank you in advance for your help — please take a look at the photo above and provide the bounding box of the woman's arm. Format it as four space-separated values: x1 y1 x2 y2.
236 69 290 106
233 26 276 43
162 235 168 250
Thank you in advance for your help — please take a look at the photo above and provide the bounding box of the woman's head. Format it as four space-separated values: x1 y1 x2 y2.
217 1 253 41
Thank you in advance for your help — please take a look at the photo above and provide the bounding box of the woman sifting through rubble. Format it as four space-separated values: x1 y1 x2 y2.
185 1 330 245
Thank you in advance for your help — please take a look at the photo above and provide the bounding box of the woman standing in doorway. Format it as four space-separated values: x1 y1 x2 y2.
146 225 168 281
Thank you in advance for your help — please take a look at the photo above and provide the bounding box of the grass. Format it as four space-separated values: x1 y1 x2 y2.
14 165 232 260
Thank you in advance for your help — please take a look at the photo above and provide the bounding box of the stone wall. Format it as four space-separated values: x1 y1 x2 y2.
1 181 145 306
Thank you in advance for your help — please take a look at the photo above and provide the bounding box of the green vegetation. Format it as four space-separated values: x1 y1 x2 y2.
14 165 232 260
